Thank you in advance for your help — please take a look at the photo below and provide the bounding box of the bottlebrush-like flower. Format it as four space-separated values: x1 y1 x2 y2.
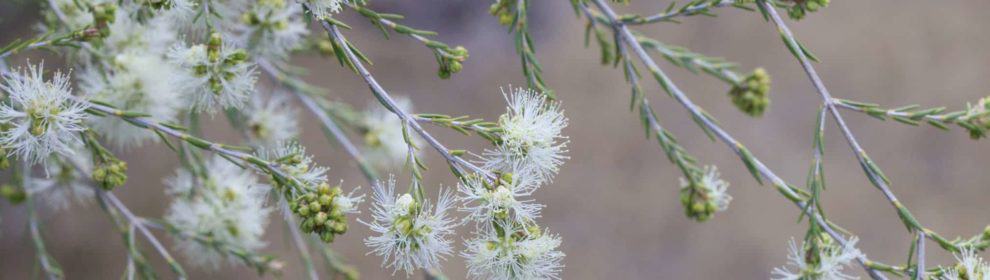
772 236 863 280
227 0 309 60
102 9 177 56
0 63 89 165
463 224 565 280
79 53 184 147
938 248 990 280
164 155 272 268
679 165 732 221
297 0 347 19
257 142 328 188
482 87 568 184
363 176 456 275
167 33 257 113
458 173 543 228
361 97 420 170
245 92 299 148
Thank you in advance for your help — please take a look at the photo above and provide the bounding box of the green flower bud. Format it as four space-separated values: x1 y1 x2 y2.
314 211 329 225
729 68 771 117
784 0 830 20
1 185 26 204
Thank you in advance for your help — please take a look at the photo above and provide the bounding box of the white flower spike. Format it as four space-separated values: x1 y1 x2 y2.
363 175 456 276
483 87 568 184
0 62 89 165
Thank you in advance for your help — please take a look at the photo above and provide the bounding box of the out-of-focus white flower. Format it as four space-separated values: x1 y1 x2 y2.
363 176 456 275
27 149 94 210
102 9 177 55
245 92 298 148
772 237 863 280
48 0 103 30
464 225 565 280
297 0 347 19
458 174 543 229
257 142 328 188
79 53 184 147
482 87 568 184
361 97 420 170
164 155 272 268
167 34 257 113
938 248 990 280
225 0 309 60
0 63 89 165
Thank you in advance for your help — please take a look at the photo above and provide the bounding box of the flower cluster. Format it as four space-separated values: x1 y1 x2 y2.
938 248 990 280
289 182 363 243
360 97 421 170
772 235 863 280
164 155 272 268
168 32 257 113
728 67 771 117
363 176 457 275
679 166 732 221
459 88 567 280
482 87 568 184
0 63 89 165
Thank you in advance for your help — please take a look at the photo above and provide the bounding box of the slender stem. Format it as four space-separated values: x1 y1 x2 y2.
25 165 63 280
313 14 494 179
915 231 925 280
585 1 888 278
760 1 934 242
281 198 319 280
99 191 188 279
627 0 736 25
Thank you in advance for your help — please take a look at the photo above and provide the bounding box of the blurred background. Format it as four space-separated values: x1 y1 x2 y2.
3 0 990 279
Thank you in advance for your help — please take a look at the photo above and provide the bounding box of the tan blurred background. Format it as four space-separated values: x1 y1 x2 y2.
4 0 990 279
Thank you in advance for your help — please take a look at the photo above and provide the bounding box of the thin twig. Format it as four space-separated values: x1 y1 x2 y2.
915 231 925 280
627 0 737 25
281 198 319 280
99 191 188 279
313 13 493 180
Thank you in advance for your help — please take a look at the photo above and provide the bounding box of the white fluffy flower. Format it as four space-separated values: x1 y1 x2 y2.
258 142 328 188
245 93 298 148
464 226 565 280
458 174 543 229
0 63 89 165
167 39 257 113
363 176 456 275
27 149 94 210
361 97 420 169
225 0 309 60
297 0 347 19
938 248 990 280
679 165 732 212
79 54 184 147
164 155 272 268
482 87 568 184
772 237 863 280
102 9 177 55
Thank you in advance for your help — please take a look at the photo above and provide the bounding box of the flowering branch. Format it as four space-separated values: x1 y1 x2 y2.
580 0 888 278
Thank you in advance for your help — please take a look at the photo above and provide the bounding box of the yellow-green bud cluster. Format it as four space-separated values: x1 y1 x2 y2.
729 68 771 117
92 159 127 191
241 0 290 31
679 179 718 222
197 33 250 95
290 183 349 243
489 0 517 26
784 0 830 20
437 46 468 79
0 184 26 204
964 97 990 139
89 3 117 39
